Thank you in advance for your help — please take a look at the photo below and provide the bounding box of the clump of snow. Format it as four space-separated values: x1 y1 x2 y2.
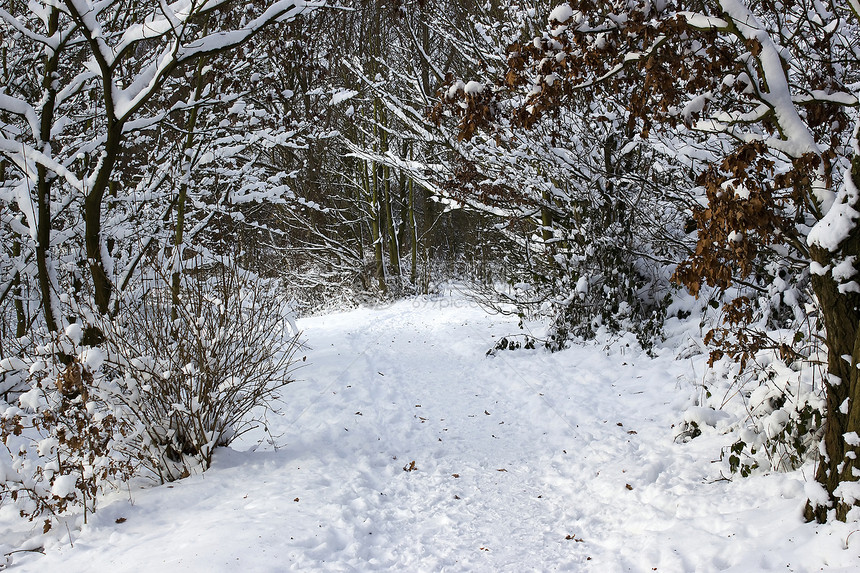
808 170 860 251
329 89 358 106
684 405 730 428
37 437 58 457
804 480 831 506
836 481 860 505
65 323 83 346
446 80 465 100
18 387 42 411
548 4 574 24
463 81 484 95
82 348 106 371
681 92 710 123
832 256 857 282
50 475 78 499
0 357 27 372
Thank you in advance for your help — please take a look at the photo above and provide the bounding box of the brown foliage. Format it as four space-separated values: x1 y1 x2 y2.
429 74 498 141
429 0 860 522
56 360 92 402
673 142 794 296
704 296 801 369
1 363 134 524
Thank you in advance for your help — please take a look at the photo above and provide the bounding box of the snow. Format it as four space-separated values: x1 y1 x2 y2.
684 406 731 429
809 161 860 251
446 80 465 99
833 256 858 281
548 4 574 24
0 94 40 141
676 12 729 29
719 1 818 152
5 292 860 571
65 323 83 346
0 357 27 372
329 89 358 106
0 8 55 49
82 348 106 371
681 91 710 123
804 480 831 507
463 81 484 96
51 475 78 499
836 481 860 505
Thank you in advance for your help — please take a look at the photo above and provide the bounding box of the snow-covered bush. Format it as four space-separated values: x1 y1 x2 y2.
0 334 135 529
683 285 827 477
100 262 303 482
722 355 825 476
0 261 302 529
539 231 677 353
0 356 30 403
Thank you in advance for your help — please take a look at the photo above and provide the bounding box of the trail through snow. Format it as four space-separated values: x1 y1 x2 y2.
7 292 860 571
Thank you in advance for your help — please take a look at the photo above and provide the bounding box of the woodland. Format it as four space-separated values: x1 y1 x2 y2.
2 0 860 557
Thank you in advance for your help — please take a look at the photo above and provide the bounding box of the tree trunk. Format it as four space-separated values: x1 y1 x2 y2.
172 57 208 321
408 173 418 285
84 122 122 314
362 160 386 292
804 156 860 522
540 189 554 268
35 8 61 333
382 164 402 287
1 158 27 337
12 236 26 338
419 5 431 99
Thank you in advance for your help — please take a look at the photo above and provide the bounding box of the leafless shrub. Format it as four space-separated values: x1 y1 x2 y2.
100 261 303 482
0 259 303 534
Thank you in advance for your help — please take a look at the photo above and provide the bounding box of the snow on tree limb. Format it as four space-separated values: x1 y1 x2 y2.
717 0 820 159
59 0 318 122
0 139 84 194
0 95 40 142
0 8 56 48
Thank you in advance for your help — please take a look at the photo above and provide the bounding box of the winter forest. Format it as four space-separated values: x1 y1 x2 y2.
3 0 860 570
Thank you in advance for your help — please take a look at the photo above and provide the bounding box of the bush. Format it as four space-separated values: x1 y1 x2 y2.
1 340 135 528
0 260 303 528
689 285 826 477
100 262 303 482
721 353 825 476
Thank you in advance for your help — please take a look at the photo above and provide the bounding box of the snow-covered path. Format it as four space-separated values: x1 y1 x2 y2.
9 293 860 571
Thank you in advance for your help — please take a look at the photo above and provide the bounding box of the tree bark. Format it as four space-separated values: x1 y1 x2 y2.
382 163 402 286
0 158 27 336
362 160 386 292
84 121 122 314
172 56 208 320
805 156 860 522
35 8 61 333
408 171 418 285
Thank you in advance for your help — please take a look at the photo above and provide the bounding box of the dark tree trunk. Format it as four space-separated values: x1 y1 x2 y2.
35 8 61 333
805 156 860 522
84 122 122 314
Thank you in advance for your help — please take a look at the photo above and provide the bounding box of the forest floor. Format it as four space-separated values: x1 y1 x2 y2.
5 288 860 571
